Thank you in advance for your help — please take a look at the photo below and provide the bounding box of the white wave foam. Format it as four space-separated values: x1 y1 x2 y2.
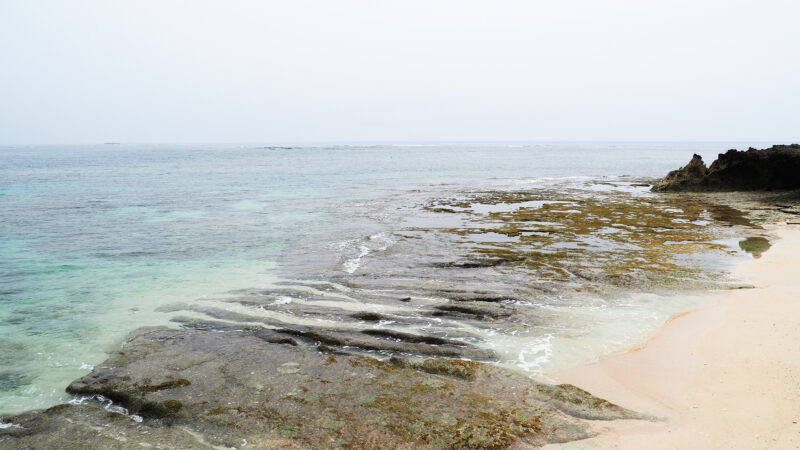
68 394 143 423
516 333 553 375
0 422 21 429
369 232 394 250
343 245 370 273
271 296 293 306
341 232 396 274
328 238 360 251
503 175 594 186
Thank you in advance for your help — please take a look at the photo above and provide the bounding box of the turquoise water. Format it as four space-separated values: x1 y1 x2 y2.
0 142 769 415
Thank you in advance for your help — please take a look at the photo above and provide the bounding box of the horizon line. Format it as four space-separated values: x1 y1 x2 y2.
1 139 796 147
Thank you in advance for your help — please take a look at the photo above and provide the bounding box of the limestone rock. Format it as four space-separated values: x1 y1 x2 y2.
2 327 644 449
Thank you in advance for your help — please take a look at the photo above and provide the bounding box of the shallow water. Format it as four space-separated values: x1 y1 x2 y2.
0 142 772 415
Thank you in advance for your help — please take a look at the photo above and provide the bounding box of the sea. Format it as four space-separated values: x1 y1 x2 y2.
0 142 770 415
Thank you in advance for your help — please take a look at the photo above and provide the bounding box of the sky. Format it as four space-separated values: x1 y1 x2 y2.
1 0 799 144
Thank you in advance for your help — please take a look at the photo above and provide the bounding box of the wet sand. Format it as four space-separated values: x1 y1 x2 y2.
546 225 800 449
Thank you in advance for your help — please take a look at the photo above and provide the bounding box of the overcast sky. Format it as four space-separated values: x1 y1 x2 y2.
1 0 798 144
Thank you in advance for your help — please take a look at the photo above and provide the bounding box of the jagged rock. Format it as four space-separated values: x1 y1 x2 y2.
1 327 644 449
652 153 709 191
652 144 800 192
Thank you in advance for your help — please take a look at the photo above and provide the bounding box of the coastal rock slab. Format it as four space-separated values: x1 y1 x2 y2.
2 327 642 449
651 144 800 192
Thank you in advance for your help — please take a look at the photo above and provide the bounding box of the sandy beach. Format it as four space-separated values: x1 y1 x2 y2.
547 225 800 449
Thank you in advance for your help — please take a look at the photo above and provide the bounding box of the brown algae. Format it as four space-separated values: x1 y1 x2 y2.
421 187 760 293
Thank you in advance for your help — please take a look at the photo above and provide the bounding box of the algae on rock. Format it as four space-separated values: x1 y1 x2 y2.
2 327 643 449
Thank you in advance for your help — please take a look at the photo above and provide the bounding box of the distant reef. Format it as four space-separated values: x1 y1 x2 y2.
651 144 800 192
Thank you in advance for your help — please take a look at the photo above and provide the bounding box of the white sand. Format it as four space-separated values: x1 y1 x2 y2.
545 226 800 449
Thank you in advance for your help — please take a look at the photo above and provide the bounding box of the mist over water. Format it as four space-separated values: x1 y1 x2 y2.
0 142 770 414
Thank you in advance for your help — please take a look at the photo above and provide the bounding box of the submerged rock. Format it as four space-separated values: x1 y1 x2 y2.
2 327 643 449
652 144 800 192
738 236 771 258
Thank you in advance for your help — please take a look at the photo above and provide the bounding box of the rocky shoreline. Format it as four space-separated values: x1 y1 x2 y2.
4 176 799 449
1 327 641 449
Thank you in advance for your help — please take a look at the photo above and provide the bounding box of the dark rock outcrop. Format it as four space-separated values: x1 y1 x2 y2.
651 144 800 192
1 327 644 449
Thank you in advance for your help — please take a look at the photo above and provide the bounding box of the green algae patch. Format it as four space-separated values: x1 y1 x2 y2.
414 359 481 380
362 385 547 448
160 399 183 415
140 378 191 392
738 236 771 258
534 383 641 421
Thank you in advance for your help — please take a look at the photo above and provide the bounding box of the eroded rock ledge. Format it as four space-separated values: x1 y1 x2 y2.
1 327 642 449
651 144 800 192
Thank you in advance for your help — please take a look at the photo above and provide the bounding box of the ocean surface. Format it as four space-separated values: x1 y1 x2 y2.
0 142 769 415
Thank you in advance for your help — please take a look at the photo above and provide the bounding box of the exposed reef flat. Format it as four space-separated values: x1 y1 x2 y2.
1 327 641 449
651 144 800 192
4 180 799 448
419 188 754 292
130 180 788 385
